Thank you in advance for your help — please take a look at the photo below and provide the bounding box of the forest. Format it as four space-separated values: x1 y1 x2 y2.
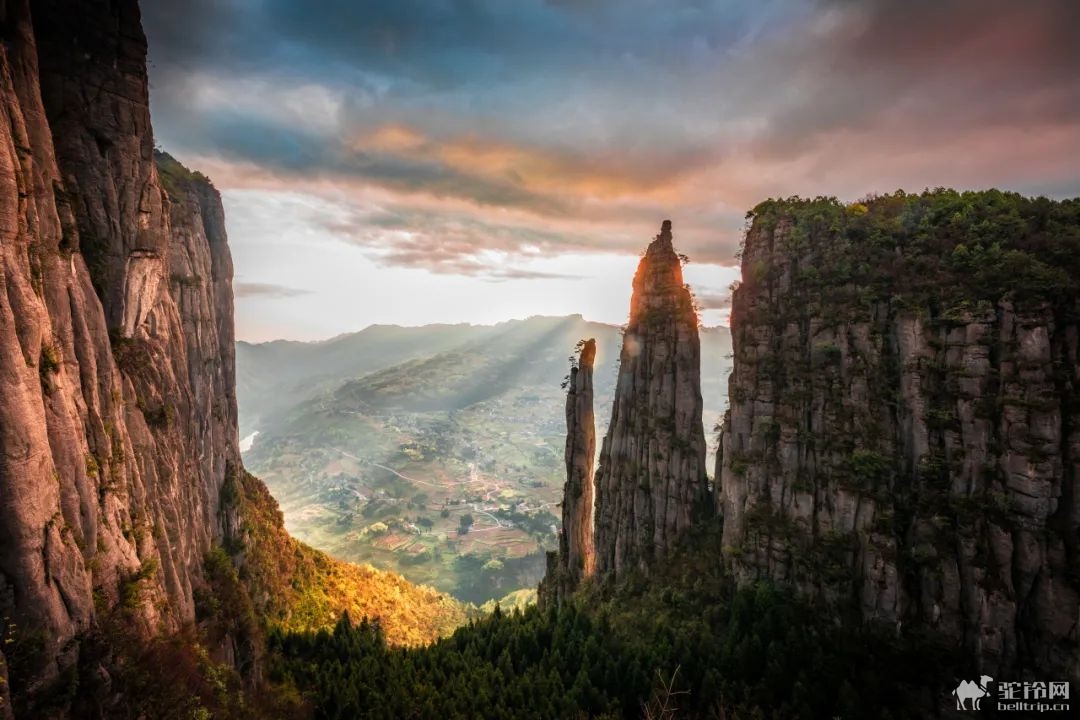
267 523 959 720
745 189 1080 313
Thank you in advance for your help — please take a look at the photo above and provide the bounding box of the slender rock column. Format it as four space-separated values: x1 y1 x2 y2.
560 338 597 589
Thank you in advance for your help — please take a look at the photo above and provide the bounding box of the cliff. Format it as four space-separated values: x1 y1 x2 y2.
0 0 239 704
0 1 466 715
540 339 597 604
717 191 1080 680
562 339 597 589
593 221 711 579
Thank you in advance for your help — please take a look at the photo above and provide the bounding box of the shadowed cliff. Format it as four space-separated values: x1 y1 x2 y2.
0 2 468 716
717 192 1080 680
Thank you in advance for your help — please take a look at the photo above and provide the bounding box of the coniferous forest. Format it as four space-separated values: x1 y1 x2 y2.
267 525 957 720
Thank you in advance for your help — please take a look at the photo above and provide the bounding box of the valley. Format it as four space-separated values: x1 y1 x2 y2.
239 315 732 604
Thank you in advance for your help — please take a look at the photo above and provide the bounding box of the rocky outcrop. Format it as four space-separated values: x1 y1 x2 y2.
562 338 597 588
717 194 1080 680
593 221 711 579
0 0 241 711
541 339 597 604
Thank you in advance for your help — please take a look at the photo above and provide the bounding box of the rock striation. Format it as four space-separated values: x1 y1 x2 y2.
541 339 597 604
717 194 1080 681
0 2 472 714
592 221 711 579
0 0 241 710
562 339 597 587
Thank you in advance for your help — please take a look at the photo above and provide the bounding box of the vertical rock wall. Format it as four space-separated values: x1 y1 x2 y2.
0 0 240 708
544 339 597 603
717 195 1080 680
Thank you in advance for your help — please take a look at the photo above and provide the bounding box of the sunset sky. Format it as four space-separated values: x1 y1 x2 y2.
141 0 1080 341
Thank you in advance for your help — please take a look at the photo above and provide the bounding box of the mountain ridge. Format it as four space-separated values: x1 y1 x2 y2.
237 315 731 435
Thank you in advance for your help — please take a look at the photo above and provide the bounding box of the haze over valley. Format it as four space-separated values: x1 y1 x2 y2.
237 315 732 604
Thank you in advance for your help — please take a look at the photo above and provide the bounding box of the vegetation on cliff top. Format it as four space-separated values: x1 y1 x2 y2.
745 189 1080 312
155 149 213 200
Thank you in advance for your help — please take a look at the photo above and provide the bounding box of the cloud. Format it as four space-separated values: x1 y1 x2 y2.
323 204 593 279
141 0 765 216
234 282 312 298
746 0 1080 159
141 0 1080 282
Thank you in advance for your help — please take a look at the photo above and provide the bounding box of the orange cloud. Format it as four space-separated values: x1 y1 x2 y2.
358 124 427 153
347 123 703 206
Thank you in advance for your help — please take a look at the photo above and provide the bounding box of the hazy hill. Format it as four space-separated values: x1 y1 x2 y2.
236 323 486 437
237 315 732 604
238 315 732 436
238 314 731 430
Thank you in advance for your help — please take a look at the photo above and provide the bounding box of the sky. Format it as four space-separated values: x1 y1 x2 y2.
140 0 1080 342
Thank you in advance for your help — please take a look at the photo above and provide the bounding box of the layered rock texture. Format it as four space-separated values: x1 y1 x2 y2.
0 0 244 708
0 2 473 715
593 221 711 579
541 339 597 604
562 339 597 587
717 192 1080 679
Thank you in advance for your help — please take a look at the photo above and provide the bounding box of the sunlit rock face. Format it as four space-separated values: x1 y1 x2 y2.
593 221 712 579
0 0 239 707
561 339 599 597
540 337 600 605
717 202 1080 681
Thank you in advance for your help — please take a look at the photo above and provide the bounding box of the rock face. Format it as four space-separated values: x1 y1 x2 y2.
593 221 711 578
0 0 240 709
717 194 1080 680
542 339 597 603
0 650 10 720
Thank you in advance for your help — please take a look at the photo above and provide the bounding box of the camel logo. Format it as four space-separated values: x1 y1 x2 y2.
953 675 994 710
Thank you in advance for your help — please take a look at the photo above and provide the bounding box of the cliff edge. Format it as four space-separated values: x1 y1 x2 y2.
717 192 1080 680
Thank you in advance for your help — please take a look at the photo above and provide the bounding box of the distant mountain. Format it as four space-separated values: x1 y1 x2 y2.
238 315 731 436
235 313 725 431
237 323 486 437
237 315 731 604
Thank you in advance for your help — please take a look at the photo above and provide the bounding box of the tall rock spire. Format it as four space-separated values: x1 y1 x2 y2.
593 221 711 578
560 338 597 588
539 338 598 605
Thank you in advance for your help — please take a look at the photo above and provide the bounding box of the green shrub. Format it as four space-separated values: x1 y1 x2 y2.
38 344 60 393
